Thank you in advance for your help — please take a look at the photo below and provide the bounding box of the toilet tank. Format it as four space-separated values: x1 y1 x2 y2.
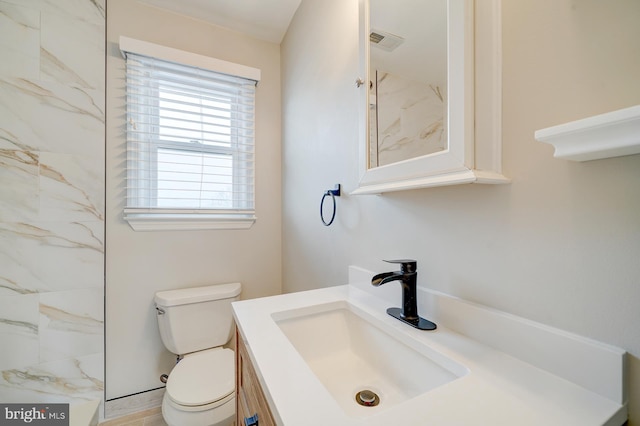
154 282 241 355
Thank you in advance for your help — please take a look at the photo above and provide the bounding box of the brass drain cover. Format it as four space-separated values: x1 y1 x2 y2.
355 389 380 407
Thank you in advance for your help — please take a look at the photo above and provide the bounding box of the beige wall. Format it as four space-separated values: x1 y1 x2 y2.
282 0 640 422
106 0 282 399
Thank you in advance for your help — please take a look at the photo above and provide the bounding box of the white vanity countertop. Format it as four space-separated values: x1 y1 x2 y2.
232 283 626 426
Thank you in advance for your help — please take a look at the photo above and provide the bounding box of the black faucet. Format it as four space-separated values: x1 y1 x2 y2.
371 259 436 330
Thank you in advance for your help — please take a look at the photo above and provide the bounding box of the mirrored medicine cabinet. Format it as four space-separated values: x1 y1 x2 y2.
352 0 509 195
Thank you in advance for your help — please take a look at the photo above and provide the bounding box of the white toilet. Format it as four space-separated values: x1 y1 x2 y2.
154 282 241 426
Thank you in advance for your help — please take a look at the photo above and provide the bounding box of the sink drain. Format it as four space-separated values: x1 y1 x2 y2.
355 389 380 407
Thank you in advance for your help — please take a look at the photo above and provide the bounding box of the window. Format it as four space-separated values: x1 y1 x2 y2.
120 37 260 230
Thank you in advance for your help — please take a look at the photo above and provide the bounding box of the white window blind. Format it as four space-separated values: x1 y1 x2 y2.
121 43 259 231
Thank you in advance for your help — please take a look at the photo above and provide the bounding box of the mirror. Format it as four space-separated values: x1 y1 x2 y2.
368 0 448 169
353 0 508 195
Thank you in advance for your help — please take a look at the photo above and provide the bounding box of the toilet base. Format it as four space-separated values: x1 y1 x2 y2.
161 392 235 426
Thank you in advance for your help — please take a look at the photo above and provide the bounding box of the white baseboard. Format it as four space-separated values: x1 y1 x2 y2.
104 388 165 420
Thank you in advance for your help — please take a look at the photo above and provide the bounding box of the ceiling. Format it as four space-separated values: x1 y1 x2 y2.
138 0 302 44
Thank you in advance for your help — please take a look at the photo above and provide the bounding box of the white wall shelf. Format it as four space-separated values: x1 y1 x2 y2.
535 104 640 162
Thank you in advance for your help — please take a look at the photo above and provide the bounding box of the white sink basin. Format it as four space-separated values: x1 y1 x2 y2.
234 283 627 425
272 301 467 417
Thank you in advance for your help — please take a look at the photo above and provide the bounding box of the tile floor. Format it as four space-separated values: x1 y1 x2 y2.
99 407 167 426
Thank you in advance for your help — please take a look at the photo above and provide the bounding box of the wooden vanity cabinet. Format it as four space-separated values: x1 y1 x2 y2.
235 327 276 426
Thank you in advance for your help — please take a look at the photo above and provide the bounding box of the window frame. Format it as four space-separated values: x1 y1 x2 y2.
120 37 260 231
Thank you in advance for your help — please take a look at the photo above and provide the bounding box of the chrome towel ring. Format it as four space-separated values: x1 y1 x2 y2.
320 184 341 226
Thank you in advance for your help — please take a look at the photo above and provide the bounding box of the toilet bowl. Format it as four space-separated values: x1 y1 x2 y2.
162 348 235 426
154 283 241 426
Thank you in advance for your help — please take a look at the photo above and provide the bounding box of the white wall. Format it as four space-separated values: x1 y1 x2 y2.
106 0 282 399
282 0 640 422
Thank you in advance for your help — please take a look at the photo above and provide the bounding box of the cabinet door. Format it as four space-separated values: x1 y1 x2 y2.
236 328 276 426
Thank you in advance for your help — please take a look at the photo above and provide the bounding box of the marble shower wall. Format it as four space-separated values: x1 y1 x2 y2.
0 0 105 405
370 71 446 168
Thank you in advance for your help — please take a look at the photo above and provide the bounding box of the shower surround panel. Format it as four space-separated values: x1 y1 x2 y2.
0 0 105 405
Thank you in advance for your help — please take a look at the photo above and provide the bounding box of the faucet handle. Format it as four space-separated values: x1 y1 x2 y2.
384 259 417 273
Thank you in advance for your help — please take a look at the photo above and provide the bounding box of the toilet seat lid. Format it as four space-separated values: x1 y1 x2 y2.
166 348 235 407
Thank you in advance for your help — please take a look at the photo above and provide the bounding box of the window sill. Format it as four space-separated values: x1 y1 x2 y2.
124 213 256 231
